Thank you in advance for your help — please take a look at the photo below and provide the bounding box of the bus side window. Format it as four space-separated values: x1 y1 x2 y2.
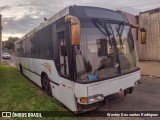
58 31 69 76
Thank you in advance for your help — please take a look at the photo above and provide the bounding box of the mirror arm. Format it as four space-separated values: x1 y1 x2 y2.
130 24 147 44
65 15 80 25
130 24 146 32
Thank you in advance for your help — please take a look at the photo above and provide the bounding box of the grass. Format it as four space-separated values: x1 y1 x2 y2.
0 61 79 120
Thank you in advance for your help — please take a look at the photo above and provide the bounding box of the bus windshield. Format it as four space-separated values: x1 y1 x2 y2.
75 20 138 83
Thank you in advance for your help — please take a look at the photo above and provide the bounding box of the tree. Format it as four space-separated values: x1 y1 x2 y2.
5 37 19 50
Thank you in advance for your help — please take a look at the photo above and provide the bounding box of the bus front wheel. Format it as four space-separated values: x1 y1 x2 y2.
41 74 52 96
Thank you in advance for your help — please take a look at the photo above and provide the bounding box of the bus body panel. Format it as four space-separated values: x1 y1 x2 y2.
74 70 140 98
87 71 140 97
16 57 77 111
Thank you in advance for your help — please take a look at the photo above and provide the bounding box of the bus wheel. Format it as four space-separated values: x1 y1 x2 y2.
41 74 52 96
19 64 24 75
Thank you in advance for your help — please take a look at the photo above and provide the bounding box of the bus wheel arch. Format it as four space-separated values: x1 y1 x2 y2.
41 72 52 96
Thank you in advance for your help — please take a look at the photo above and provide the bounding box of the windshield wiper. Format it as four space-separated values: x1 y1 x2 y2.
115 27 123 49
92 18 111 35
116 22 124 49
92 18 113 48
118 21 124 37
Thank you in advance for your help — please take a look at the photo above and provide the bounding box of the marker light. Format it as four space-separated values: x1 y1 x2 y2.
80 97 88 103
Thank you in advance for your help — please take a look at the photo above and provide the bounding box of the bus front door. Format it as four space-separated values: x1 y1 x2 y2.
56 30 76 111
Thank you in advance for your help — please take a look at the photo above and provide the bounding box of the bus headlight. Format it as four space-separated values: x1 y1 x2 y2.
89 98 95 103
79 94 104 104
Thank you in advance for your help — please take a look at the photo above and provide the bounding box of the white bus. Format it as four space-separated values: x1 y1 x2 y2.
14 6 146 113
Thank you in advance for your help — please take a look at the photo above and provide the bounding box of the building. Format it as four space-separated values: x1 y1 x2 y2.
137 8 160 61
120 8 160 61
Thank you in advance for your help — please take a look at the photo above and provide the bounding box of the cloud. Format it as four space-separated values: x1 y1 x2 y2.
3 14 42 34
0 5 11 12
2 0 74 37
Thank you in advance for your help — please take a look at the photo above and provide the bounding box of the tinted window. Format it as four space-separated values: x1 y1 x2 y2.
30 35 39 58
25 38 32 57
85 8 124 21
38 26 53 59
15 43 20 56
15 25 53 59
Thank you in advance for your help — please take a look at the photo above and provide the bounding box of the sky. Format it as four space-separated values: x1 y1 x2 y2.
0 0 160 41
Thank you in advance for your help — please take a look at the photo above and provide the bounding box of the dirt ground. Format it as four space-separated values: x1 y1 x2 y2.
139 61 160 78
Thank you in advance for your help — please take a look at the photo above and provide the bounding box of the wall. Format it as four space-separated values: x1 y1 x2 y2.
137 10 160 61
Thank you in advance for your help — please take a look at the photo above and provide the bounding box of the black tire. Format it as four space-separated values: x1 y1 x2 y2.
20 65 24 75
128 87 134 94
41 74 52 96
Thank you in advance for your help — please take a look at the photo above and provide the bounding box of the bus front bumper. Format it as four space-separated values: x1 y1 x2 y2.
75 70 140 107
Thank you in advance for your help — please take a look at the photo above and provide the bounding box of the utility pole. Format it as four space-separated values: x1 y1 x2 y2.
0 14 2 64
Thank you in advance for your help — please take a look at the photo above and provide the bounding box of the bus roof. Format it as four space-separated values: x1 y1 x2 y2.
15 6 69 44
15 5 128 44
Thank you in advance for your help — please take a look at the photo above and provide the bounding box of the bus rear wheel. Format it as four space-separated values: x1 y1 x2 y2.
41 74 52 96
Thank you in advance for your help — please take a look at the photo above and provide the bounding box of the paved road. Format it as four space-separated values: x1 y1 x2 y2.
8 54 16 65
100 77 160 111
4 54 16 67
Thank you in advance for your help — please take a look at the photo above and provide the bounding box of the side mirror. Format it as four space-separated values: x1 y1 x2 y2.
71 24 80 46
140 28 147 44
131 24 147 44
65 15 80 46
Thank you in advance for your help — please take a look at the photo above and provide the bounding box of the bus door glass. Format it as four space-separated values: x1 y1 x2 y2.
58 31 69 76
